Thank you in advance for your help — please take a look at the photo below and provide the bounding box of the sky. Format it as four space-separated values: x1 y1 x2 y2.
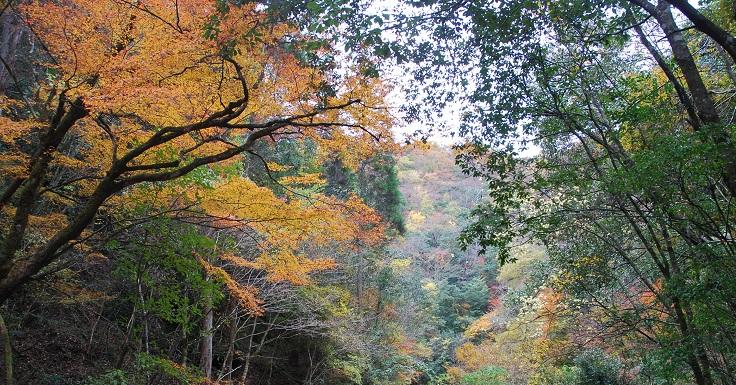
369 1 544 156
371 1 544 158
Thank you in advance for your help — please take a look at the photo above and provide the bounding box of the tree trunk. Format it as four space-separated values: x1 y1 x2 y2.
655 1 719 125
0 97 88 284
653 1 736 196
181 328 189 367
200 303 213 379
673 298 713 385
664 0 736 63
632 24 700 128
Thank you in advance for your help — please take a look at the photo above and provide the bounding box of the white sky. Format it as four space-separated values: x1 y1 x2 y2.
371 0 542 157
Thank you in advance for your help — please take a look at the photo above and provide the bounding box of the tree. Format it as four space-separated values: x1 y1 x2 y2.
0 0 393 302
345 0 736 384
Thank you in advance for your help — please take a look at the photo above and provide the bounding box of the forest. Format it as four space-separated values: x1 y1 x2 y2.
1 0 736 384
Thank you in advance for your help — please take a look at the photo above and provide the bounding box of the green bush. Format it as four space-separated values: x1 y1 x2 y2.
574 349 622 385
83 354 202 385
460 366 508 385
529 365 581 385
83 370 130 385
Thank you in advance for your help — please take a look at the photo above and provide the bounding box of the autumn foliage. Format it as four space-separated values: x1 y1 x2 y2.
0 0 394 304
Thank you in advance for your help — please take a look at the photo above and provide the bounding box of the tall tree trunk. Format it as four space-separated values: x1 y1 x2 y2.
181 328 189 367
655 1 719 125
668 251 715 385
672 298 713 385
200 302 214 379
664 0 736 63
653 1 736 196
632 24 700 128
0 97 87 283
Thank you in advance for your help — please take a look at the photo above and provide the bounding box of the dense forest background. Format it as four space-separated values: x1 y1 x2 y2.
3 0 736 384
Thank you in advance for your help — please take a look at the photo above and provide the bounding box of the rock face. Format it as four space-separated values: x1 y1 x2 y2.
0 8 32 96
0 11 16 91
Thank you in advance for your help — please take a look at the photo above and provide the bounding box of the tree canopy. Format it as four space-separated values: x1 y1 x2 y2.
3 0 736 385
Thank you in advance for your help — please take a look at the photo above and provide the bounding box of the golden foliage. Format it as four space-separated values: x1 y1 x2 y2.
122 174 387 311
199 256 263 314
0 0 397 293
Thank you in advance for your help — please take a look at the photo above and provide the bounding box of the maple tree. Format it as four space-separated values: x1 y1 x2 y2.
0 0 393 303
